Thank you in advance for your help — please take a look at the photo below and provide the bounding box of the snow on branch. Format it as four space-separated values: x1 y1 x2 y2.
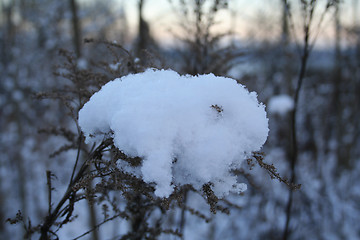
78 69 269 198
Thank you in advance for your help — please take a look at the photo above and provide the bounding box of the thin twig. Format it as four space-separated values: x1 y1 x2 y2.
70 134 83 185
179 190 188 239
283 1 317 239
39 139 112 240
72 213 127 240
46 171 52 216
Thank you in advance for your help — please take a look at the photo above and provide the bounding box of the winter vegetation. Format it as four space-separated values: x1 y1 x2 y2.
1 0 360 240
79 69 268 198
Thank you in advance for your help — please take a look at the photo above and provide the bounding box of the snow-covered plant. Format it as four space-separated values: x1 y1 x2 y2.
79 69 269 198
13 42 281 240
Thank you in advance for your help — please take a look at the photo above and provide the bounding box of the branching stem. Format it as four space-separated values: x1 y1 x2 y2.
283 2 313 239
39 139 112 240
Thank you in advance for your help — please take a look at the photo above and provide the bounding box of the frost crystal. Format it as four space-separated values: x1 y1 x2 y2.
79 69 268 197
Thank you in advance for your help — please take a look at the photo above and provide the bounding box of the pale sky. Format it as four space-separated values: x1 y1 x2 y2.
121 0 279 43
82 0 359 48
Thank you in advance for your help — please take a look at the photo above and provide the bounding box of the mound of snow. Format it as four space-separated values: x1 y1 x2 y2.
79 69 268 197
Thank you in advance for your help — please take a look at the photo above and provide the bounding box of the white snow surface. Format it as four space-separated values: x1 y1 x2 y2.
78 69 268 197
268 94 294 116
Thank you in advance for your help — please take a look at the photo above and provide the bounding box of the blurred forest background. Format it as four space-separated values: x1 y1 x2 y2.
1 0 360 239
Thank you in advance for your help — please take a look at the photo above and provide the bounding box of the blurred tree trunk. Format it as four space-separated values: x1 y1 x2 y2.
136 0 153 62
355 1 360 158
194 0 208 74
281 0 289 44
14 95 28 238
1 2 27 238
0 180 4 237
281 0 294 95
3 0 28 228
1 0 15 67
87 181 99 240
70 0 81 57
332 3 350 167
138 0 146 52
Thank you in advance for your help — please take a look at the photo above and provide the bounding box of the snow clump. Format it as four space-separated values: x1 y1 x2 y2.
268 94 294 116
78 69 268 197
